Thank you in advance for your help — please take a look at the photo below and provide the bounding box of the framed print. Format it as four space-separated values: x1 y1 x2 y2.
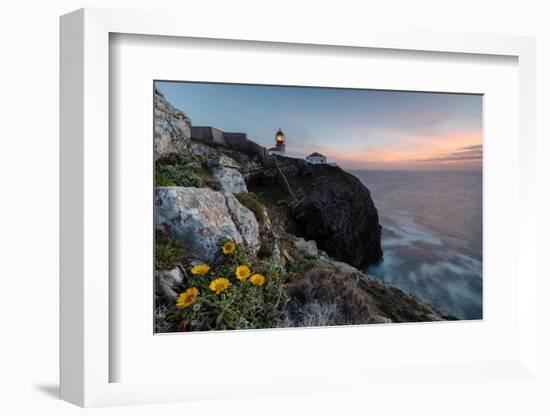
60 8 537 407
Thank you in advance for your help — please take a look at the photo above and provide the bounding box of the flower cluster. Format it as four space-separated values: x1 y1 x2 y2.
167 239 285 331
175 241 267 311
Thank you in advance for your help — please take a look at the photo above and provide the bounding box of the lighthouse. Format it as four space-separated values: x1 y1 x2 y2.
268 128 287 156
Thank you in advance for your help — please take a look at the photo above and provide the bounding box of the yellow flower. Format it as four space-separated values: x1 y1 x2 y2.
249 274 265 286
235 265 251 281
222 241 236 255
209 278 230 294
176 287 199 309
191 264 210 275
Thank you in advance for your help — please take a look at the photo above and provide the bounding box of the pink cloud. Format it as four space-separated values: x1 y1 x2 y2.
286 129 482 170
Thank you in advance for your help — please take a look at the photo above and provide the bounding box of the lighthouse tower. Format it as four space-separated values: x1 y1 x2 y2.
268 128 287 156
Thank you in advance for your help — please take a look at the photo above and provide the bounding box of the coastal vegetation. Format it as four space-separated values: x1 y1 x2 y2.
167 241 286 331
155 153 219 189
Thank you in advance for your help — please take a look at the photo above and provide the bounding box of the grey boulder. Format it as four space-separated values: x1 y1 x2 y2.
294 237 319 259
155 187 259 262
212 167 248 194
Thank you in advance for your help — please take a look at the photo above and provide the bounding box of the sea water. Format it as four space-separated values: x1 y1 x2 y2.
351 170 483 320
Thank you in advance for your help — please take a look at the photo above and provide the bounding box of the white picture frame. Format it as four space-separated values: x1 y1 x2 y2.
60 8 537 407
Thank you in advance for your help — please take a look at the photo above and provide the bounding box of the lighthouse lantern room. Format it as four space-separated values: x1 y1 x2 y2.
269 128 287 156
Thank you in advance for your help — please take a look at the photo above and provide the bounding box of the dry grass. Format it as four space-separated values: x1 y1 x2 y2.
282 301 352 327
283 267 375 326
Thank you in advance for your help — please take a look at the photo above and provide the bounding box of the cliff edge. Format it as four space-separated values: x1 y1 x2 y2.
247 156 383 268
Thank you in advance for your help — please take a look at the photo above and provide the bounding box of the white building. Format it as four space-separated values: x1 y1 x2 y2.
306 152 328 164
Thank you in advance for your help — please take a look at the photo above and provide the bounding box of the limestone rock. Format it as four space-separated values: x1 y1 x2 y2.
209 154 241 170
294 237 318 259
188 140 265 180
155 267 184 302
154 88 191 160
213 167 248 194
325 258 359 275
155 187 260 262
223 191 260 250
187 141 217 159
209 155 248 194
165 267 184 286
155 187 243 262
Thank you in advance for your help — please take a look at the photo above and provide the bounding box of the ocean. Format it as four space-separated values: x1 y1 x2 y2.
350 170 483 320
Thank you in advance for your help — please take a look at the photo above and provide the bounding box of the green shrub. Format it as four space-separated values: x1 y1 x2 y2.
155 154 214 188
257 242 274 259
276 232 322 277
155 163 203 187
156 153 186 166
250 185 289 207
235 192 267 225
155 171 176 187
155 238 185 270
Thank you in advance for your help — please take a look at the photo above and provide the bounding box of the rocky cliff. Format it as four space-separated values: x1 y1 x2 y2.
154 88 192 160
152 89 453 331
246 156 383 268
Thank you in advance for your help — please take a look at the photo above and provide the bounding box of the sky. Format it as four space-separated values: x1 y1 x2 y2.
155 81 482 170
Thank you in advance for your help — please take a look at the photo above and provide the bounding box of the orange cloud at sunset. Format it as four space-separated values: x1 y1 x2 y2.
288 129 482 170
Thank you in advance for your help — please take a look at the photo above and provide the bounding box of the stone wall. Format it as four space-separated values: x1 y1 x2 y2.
190 126 225 144
191 126 266 163
225 135 265 156
223 132 247 142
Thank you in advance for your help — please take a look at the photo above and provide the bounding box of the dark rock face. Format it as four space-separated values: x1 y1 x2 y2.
287 163 383 269
246 155 383 269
